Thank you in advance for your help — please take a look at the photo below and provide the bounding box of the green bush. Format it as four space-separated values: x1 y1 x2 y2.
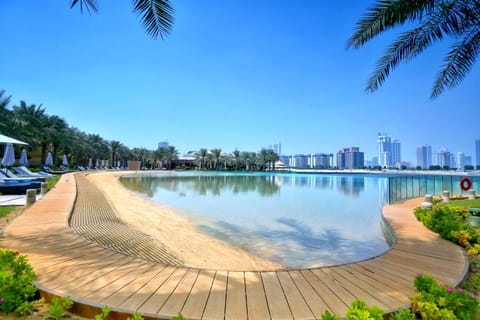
346 299 384 319
412 275 478 319
414 205 478 246
45 296 73 320
0 248 37 314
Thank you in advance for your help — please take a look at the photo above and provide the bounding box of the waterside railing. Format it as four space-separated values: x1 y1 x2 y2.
388 175 480 204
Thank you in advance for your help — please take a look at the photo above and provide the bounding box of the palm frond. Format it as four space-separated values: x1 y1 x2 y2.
70 0 98 14
365 1 466 93
431 25 480 98
132 0 174 39
347 0 436 49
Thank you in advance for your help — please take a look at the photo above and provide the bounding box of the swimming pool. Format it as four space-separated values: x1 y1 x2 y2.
120 172 391 268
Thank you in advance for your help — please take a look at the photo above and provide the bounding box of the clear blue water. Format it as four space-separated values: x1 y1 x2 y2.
120 172 391 268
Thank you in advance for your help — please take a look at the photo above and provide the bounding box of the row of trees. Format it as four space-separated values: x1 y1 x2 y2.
0 90 280 171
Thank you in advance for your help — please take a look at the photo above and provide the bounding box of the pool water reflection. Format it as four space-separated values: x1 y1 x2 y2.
120 172 390 268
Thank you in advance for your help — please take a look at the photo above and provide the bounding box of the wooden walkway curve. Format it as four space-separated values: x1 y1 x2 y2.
0 172 469 319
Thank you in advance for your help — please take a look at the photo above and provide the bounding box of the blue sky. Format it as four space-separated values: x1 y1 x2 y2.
1 1 479 163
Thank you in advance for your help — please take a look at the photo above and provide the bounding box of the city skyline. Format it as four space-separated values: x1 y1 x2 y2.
1 1 478 162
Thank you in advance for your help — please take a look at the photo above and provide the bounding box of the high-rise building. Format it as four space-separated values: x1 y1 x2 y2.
377 133 391 168
337 147 364 169
476 140 480 168
158 141 169 149
292 154 309 168
377 133 401 167
416 145 432 169
391 139 401 167
434 149 452 168
311 153 332 169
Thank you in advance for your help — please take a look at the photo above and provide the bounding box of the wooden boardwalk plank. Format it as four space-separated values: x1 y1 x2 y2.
159 269 200 318
202 271 228 320
225 272 247 320
181 270 216 320
245 272 270 320
262 272 292 320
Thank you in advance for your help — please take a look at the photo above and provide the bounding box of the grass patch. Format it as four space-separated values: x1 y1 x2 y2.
0 206 16 218
441 199 480 208
46 175 61 190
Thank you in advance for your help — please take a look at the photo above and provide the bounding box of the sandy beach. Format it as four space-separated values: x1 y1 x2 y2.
85 171 283 271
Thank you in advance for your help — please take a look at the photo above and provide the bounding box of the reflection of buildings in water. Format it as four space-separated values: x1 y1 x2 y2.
378 178 389 206
336 176 365 197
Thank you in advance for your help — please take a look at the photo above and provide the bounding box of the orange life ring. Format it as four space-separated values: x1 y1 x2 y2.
460 177 472 191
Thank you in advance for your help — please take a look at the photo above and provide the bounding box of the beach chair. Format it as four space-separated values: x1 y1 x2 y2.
0 180 37 195
0 168 46 182
13 166 54 177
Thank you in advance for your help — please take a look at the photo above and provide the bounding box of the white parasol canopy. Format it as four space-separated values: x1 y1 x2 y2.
0 133 28 145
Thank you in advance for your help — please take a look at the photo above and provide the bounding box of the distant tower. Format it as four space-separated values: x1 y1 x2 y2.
391 139 401 166
377 133 392 168
158 141 169 149
476 140 480 168
416 145 432 169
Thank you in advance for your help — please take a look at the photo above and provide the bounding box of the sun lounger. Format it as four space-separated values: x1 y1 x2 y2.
0 179 40 195
0 168 46 182
13 166 54 177
42 166 66 174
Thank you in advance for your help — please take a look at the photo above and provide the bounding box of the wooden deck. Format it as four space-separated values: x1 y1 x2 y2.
0 172 469 319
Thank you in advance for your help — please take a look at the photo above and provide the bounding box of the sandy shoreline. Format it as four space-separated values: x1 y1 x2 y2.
85 171 283 271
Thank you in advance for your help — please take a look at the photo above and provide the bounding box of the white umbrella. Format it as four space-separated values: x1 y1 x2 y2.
45 152 53 166
101 160 105 167
88 158 93 168
1 143 15 167
19 148 29 166
117 160 121 168
0 133 27 145
95 159 100 168
62 154 68 167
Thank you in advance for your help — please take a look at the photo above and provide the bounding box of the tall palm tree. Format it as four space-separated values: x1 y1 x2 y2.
109 140 123 167
195 148 208 170
348 0 480 99
11 101 47 150
70 0 174 39
210 148 223 170
0 90 13 135
232 149 241 171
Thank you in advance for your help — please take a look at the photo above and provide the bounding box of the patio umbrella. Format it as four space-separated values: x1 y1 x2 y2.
88 158 93 168
62 154 68 167
0 133 28 145
95 159 100 168
45 152 53 166
19 148 29 166
1 143 15 167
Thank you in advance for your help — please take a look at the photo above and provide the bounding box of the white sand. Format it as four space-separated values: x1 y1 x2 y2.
86 171 283 271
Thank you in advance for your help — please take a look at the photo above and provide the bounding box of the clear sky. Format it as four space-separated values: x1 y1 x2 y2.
1 1 479 163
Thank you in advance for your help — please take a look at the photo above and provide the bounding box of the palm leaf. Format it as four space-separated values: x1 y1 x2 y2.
347 0 436 49
365 1 468 93
132 0 174 39
70 0 98 14
431 25 480 98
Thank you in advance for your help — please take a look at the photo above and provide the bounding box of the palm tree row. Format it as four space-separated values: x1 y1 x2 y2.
0 90 163 168
192 148 279 172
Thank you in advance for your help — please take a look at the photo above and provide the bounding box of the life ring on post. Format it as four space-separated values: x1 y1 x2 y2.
460 177 472 191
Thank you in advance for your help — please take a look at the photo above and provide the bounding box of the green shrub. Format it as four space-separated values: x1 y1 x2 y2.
411 275 478 319
45 296 73 320
93 306 112 320
346 299 384 320
0 248 37 314
320 309 341 319
414 205 478 246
